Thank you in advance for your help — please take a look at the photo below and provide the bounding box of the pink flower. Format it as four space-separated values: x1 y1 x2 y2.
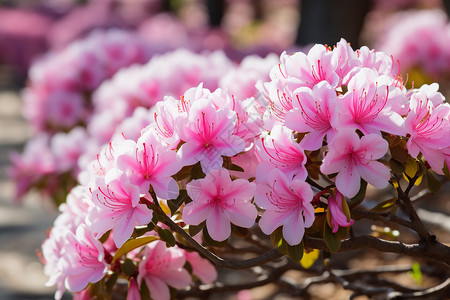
8 135 55 201
256 124 307 180
42 226 70 300
219 54 279 100
328 191 354 233
46 90 85 130
331 38 360 85
54 185 92 233
184 251 218 284
62 225 109 293
137 241 191 300
127 277 141 300
115 131 181 199
337 68 405 136
175 97 246 173
151 96 183 149
284 81 339 150
405 92 450 174
88 173 152 247
50 127 88 174
183 168 257 241
283 44 339 90
320 131 390 198
255 168 314 246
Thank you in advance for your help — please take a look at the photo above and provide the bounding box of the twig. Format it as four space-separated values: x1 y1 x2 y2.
387 277 450 299
394 176 433 241
352 209 414 230
177 264 289 298
303 235 450 266
150 190 282 269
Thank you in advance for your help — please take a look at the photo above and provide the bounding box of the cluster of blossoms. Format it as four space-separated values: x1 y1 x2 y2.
9 29 151 202
9 33 277 203
377 9 450 78
41 38 449 299
23 29 151 133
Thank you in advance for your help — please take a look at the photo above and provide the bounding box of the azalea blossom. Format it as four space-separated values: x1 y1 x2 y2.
61 225 109 293
184 251 218 284
115 131 181 199
42 226 70 300
254 167 314 246
88 172 153 247
284 81 339 150
127 278 140 300
137 241 191 300
175 97 246 173
321 131 390 198
282 44 339 90
405 92 450 174
337 68 405 136
183 168 257 241
256 124 307 180
328 191 354 233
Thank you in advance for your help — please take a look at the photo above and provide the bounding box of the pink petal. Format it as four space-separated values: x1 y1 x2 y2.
145 277 170 300
182 201 211 226
335 164 361 198
227 202 257 228
358 160 390 190
283 210 305 246
258 210 288 236
161 268 191 289
113 212 135 247
206 205 231 241
358 134 388 160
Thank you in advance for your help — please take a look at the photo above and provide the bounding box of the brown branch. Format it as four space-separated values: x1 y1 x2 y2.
303 235 450 266
387 277 450 300
394 176 433 241
177 264 289 298
330 270 392 299
150 190 282 269
352 209 414 230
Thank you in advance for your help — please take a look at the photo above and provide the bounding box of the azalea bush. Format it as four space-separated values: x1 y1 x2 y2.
8 29 277 205
39 38 450 300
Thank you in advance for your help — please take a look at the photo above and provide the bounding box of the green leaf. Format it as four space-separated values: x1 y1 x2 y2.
287 241 304 262
121 258 137 276
323 223 341 253
112 236 159 263
408 262 422 286
426 170 441 193
389 158 406 174
168 190 188 215
370 198 397 212
188 221 205 237
349 180 367 208
157 228 176 247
